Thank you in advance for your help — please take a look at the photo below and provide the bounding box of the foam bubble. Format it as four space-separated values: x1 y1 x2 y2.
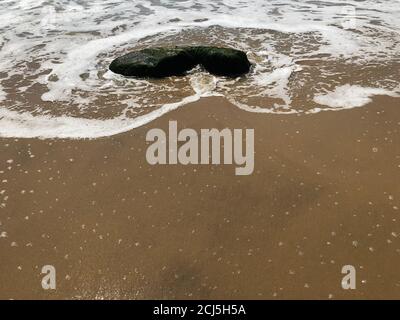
312 84 400 111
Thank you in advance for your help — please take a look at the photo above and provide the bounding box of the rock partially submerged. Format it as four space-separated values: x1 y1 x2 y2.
109 46 251 78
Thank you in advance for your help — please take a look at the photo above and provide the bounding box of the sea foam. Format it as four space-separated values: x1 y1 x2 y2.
312 85 400 111
0 0 399 139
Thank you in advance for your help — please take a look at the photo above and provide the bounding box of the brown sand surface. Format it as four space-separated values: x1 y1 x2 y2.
0 96 399 299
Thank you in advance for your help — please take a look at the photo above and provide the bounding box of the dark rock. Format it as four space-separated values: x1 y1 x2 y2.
109 47 197 78
188 46 252 77
109 46 251 78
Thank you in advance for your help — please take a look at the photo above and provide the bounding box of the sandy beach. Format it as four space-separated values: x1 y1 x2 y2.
1 0 400 302
1 95 399 299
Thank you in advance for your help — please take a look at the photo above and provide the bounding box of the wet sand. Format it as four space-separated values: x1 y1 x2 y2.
0 96 399 299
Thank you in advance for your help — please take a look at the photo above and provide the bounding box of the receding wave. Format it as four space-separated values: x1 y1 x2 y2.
0 0 399 139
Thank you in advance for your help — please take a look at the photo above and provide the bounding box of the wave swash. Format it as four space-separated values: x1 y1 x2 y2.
0 0 399 139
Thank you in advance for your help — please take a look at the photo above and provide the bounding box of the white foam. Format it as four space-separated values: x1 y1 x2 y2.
0 0 399 139
312 84 400 111
0 94 200 139
229 98 299 115
252 51 302 108
0 85 5 102
14 0 398 105
189 72 220 97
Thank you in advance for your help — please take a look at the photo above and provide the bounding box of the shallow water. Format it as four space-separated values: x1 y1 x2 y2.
0 0 399 138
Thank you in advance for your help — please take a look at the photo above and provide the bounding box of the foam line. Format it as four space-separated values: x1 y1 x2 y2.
0 94 200 139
